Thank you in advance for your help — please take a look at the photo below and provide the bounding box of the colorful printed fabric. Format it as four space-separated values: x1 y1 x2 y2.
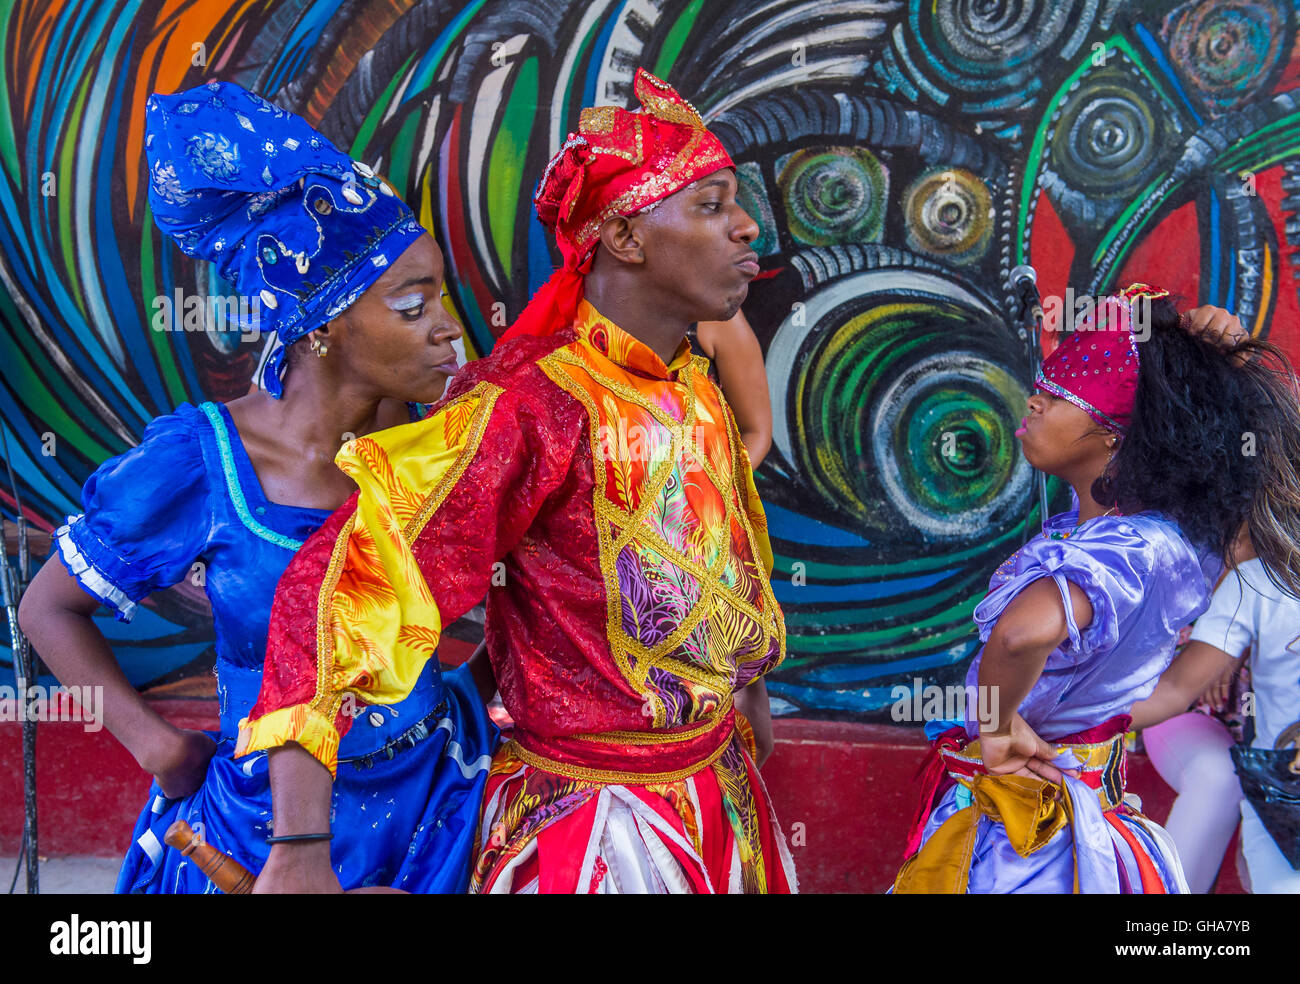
145 80 424 396
472 728 796 893
239 299 791 891
897 724 1187 893
897 495 1213 893
900 763 1188 893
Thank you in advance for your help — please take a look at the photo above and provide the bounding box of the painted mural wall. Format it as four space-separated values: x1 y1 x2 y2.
2 0 1298 721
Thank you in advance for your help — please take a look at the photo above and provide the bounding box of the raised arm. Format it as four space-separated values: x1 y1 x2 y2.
696 311 772 467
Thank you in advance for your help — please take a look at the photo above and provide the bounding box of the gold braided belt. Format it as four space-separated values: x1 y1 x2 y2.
894 732 1127 894
506 699 742 785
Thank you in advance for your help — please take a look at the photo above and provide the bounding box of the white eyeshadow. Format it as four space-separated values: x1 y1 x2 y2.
389 293 424 311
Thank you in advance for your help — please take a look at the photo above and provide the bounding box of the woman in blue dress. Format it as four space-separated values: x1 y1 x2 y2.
18 81 496 893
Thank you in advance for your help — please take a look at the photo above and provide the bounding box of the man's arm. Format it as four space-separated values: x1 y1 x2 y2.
734 678 773 767
698 312 772 467
684 327 776 769
252 744 341 894
239 382 568 891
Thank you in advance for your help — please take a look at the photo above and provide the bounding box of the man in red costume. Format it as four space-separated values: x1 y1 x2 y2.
238 68 795 893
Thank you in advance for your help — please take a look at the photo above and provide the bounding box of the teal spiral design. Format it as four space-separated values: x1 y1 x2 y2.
1164 0 1287 112
777 146 887 246
790 290 1032 539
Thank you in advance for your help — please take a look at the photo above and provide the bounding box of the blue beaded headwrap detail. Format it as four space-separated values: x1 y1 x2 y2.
144 80 424 397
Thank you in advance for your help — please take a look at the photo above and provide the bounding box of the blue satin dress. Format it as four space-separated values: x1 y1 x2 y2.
54 402 497 893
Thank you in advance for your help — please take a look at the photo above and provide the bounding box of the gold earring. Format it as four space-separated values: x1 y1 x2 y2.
309 336 328 357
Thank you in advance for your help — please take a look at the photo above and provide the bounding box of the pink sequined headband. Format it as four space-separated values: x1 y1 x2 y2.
1035 283 1170 434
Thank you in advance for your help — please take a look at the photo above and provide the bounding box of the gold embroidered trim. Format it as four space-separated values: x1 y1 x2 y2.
580 105 618 135
719 389 786 665
312 511 357 721
405 382 503 540
573 132 729 247
505 732 732 785
570 353 770 636
585 110 644 164
638 71 707 127
560 347 739 513
309 382 502 724
539 352 647 697
538 328 783 727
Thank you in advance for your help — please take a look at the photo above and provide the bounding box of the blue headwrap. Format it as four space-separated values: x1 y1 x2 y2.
144 80 425 397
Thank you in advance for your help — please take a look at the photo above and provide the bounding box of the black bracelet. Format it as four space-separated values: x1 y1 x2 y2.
265 832 333 844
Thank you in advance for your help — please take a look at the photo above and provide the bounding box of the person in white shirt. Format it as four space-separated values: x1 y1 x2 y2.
1134 541 1300 892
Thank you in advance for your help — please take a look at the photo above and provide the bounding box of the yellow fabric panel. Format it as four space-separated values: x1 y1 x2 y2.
236 382 502 776
323 382 503 709
234 703 340 773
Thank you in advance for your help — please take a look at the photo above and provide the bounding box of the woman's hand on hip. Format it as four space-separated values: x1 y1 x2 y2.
141 727 217 800
980 713 1073 783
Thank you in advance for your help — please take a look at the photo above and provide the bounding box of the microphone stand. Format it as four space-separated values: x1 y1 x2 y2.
1 424 37 894
1 527 37 895
1012 285 1051 539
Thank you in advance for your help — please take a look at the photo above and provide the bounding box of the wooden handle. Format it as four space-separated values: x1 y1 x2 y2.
164 820 256 895
163 819 410 893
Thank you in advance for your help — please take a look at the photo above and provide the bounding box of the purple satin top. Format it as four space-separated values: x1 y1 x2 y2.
964 500 1217 739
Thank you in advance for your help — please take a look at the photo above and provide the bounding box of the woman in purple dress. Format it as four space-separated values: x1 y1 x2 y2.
895 286 1300 893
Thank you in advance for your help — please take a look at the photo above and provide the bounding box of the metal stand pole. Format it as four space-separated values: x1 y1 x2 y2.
1 529 37 894
1 415 38 894
1029 310 1051 531
17 638 37 895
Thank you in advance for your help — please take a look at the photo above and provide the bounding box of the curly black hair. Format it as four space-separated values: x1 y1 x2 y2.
1093 297 1300 597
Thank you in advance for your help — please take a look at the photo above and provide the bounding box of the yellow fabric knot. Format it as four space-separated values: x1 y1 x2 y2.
893 773 1075 894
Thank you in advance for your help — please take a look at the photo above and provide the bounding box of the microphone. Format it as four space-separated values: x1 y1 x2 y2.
1008 264 1043 323
1008 263 1053 537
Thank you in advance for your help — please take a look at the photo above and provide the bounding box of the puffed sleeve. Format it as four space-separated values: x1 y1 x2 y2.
974 520 1161 660
54 405 211 622
236 379 574 775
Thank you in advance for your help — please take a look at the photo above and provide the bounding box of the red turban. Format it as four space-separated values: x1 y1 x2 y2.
499 68 734 342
